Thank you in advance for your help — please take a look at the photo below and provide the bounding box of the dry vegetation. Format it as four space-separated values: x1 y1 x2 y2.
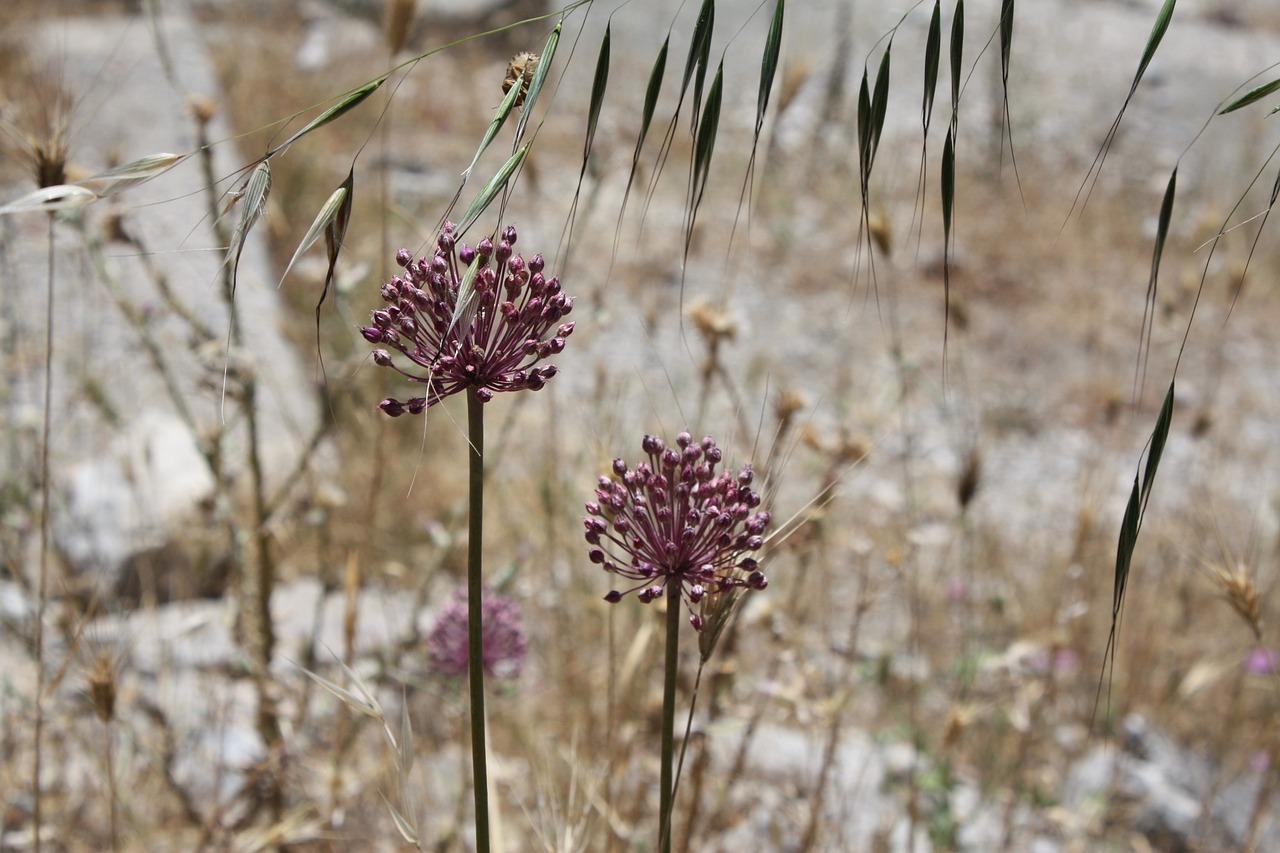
3 0 1280 851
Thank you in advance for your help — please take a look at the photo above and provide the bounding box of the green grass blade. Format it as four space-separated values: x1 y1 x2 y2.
870 45 892 163
857 69 871 181
1113 478 1140 618
1219 77 1280 114
584 23 611 160
267 76 386 158
1132 0 1177 95
691 61 724 208
456 143 530 238
1140 381 1175 511
923 1 941 129
683 0 716 120
628 37 668 188
465 74 524 180
1000 0 1015 76
755 0 785 137
515 21 562 146
949 0 964 118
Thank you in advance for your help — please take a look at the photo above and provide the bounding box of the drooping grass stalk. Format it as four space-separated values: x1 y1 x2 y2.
467 386 491 853
659 582 681 853
32 212 54 853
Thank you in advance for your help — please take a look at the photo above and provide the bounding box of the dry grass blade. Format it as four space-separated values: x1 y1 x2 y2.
447 251 485 341
514 21 561 146
399 691 415 783
300 665 381 719
278 183 349 289
380 791 420 845
302 648 389 727
384 0 417 56
267 76 387 158
222 160 271 303
76 152 188 197
0 184 97 215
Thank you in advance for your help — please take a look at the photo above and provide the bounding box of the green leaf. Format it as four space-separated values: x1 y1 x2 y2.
1219 77 1280 115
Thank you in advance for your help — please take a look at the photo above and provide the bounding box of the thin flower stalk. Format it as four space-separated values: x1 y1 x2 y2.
584 432 770 852
365 224 571 853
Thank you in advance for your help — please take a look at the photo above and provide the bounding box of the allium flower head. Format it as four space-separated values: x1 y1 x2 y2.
427 587 528 680
584 432 771 630
362 222 574 416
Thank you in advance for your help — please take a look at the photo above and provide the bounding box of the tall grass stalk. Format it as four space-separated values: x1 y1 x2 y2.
32 212 54 853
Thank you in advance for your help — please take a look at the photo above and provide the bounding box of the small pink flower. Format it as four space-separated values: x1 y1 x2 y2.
427 587 528 680
1244 647 1280 675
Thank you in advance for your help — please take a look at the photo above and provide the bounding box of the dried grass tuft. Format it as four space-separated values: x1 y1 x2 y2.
384 0 417 57
1205 560 1262 639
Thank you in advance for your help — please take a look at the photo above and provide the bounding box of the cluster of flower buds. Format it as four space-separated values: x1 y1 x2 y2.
584 432 770 630
362 222 573 415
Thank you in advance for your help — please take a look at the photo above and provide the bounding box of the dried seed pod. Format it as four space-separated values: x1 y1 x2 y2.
503 51 539 106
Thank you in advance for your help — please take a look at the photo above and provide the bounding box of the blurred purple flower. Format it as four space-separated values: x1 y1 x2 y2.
584 432 771 631
362 222 574 416
427 587 528 680
1244 647 1280 675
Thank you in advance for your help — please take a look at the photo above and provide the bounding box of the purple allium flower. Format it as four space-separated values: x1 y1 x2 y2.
585 432 771 630
427 587 528 680
362 222 574 415
1244 647 1280 675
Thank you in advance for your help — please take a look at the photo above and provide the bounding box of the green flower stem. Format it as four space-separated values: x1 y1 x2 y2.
467 387 490 853
659 582 681 853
